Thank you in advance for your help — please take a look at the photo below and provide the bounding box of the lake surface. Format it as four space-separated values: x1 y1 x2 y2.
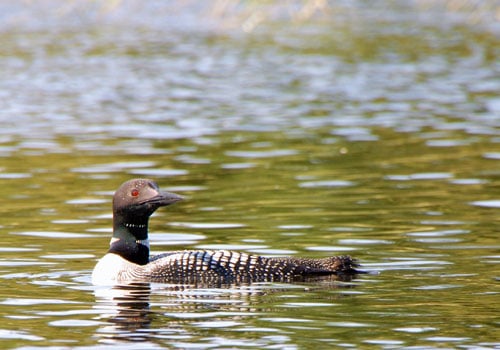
0 1 499 349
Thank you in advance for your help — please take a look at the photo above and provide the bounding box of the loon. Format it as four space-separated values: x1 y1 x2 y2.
91 178 361 285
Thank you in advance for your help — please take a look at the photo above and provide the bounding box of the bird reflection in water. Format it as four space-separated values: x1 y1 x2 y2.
94 282 153 342
93 273 361 343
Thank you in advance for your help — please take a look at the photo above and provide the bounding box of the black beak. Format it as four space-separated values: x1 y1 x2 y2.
141 191 184 207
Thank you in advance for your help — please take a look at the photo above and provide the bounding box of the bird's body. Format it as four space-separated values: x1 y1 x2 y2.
91 179 361 285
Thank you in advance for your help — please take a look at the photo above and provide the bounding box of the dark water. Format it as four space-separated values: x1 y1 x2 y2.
0 1 499 349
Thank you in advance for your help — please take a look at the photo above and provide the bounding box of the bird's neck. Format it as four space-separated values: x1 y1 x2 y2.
109 215 150 265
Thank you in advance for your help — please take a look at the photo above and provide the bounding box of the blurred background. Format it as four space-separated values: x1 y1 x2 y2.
0 1 499 349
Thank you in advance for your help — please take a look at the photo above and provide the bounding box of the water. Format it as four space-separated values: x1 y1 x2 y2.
0 1 499 349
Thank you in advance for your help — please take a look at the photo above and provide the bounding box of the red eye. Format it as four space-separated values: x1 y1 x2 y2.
131 189 139 197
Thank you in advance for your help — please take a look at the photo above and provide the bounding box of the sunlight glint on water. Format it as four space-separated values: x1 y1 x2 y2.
0 1 499 349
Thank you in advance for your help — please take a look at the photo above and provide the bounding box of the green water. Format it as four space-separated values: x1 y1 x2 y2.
0 1 499 349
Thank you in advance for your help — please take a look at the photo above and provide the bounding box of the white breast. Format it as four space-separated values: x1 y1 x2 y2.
91 253 140 285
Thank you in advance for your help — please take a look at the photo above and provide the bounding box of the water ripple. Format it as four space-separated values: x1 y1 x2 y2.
0 261 55 267
196 244 267 251
0 173 32 179
449 178 488 185
0 329 44 341
49 319 102 327
1 298 78 306
169 222 246 229
221 162 257 169
393 327 437 333
412 284 462 290
66 198 108 205
71 161 157 173
406 229 469 237
12 231 95 238
366 259 452 271
226 149 298 158
306 246 358 252
298 180 355 188
328 321 373 328
150 233 206 246
0 247 39 252
338 239 393 245
470 200 500 208
385 172 454 181
129 168 188 176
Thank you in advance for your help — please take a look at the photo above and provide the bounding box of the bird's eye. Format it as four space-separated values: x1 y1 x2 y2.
131 189 140 197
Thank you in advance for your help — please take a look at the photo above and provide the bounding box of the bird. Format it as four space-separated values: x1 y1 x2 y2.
91 178 361 286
